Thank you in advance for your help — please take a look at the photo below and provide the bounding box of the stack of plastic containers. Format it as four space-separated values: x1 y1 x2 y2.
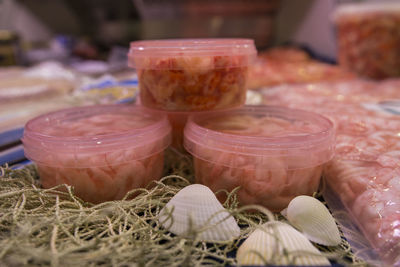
21 38 336 209
22 38 336 208
128 39 336 211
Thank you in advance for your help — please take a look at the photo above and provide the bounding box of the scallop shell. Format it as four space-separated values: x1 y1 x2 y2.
285 195 341 246
236 222 330 266
158 184 240 242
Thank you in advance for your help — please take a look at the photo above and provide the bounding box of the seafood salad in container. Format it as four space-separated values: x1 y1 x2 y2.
128 39 257 111
333 2 400 79
184 106 335 212
22 105 171 203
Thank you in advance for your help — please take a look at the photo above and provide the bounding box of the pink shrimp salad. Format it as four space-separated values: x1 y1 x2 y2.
184 106 335 212
23 105 171 204
334 3 400 79
138 56 248 111
128 39 257 111
262 79 400 266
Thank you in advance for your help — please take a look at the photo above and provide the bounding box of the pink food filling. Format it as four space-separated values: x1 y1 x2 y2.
192 114 328 212
34 113 164 204
138 56 248 111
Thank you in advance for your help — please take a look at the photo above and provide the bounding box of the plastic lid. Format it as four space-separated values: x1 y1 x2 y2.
184 105 335 169
333 1 400 20
128 38 257 69
22 105 171 164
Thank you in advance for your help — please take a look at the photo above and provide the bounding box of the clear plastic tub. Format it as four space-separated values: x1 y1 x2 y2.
22 105 171 203
333 2 400 79
166 111 190 152
128 39 257 111
134 97 190 152
184 106 335 212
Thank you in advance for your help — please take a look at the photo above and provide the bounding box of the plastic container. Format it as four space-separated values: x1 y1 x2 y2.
184 106 335 212
333 2 400 79
22 105 171 203
128 38 257 111
135 96 189 152
166 111 190 152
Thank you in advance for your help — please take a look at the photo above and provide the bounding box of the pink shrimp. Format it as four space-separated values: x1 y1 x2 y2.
262 80 400 266
138 55 248 111
31 112 167 204
188 107 333 212
195 151 324 212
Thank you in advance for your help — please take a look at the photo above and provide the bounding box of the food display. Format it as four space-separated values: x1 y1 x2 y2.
184 106 335 212
247 47 356 89
263 80 400 266
22 105 171 203
0 77 73 104
333 2 400 79
7 6 400 265
128 39 257 111
0 63 79 132
326 116 400 266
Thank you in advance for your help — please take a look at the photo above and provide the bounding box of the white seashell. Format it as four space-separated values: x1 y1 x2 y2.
286 195 341 246
237 222 330 266
158 184 240 242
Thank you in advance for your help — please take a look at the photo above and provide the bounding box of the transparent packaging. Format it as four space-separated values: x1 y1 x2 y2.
166 111 190 152
262 80 400 266
333 2 400 79
135 98 191 152
128 39 257 111
22 105 171 203
184 105 335 212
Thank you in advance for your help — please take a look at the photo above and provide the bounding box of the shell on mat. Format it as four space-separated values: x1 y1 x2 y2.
236 221 330 266
158 184 240 242
285 195 341 246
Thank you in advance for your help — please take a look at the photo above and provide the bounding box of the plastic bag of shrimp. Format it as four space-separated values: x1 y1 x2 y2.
322 112 400 266
261 80 400 266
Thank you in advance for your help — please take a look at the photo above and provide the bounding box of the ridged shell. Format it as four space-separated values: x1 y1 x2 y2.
286 195 341 246
158 184 240 242
236 222 330 266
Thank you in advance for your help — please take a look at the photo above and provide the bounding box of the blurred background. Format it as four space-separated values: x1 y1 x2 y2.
0 0 395 164
0 0 372 67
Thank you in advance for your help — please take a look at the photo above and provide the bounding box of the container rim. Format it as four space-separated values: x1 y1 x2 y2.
184 105 335 157
128 38 257 69
129 38 256 53
22 104 171 153
333 1 400 21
